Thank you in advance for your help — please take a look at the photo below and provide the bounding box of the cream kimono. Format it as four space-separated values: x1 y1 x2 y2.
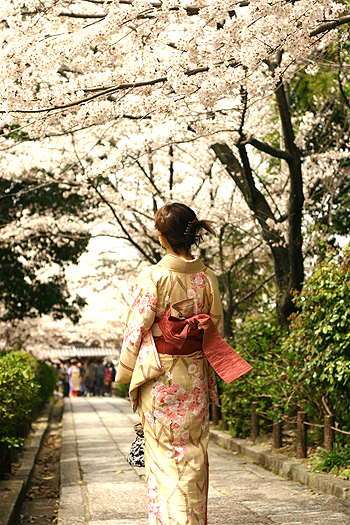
116 255 224 525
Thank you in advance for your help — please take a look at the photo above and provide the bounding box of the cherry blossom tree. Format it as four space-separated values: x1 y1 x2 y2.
1 0 349 329
1 121 275 337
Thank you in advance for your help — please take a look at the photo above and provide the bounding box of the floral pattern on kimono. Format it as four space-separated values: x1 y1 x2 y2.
116 269 158 384
116 255 227 525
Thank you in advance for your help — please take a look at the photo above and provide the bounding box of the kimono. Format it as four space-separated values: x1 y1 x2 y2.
116 254 251 525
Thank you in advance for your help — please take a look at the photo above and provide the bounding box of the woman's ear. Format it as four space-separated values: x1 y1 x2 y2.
158 231 165 247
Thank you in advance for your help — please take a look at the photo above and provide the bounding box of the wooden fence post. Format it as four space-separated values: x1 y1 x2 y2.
251 402 259 444
211 400 219 426
272 404 282 449
297 411 307 459
221 413 228 430
324 415 335 451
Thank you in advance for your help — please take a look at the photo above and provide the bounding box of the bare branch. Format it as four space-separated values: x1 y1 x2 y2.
237 273 275 304
249 137 293 162
337 69 350 109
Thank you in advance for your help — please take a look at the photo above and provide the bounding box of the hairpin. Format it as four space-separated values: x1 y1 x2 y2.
185 220 197 236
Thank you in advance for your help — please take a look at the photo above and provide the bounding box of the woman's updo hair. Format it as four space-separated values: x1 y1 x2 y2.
155 202 215 254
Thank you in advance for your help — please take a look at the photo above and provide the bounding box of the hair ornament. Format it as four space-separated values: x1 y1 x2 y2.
184 220 196 236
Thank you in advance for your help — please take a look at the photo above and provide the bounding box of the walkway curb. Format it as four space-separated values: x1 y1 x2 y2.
57 398 85 525
0 401 53 525
209 428 350 502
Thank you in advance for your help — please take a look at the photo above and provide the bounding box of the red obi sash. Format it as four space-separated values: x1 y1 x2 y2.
155 311 252 384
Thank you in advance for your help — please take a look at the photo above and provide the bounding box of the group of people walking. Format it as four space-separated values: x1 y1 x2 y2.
58 358 116 397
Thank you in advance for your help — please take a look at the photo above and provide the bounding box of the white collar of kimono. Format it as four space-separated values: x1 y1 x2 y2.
168 254 199 263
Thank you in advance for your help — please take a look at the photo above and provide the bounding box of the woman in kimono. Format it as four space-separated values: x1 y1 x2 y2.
116 203 251 525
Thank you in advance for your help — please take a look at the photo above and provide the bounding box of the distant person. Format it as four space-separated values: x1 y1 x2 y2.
95 359 106 397
68 359 81 397
83 358 96 396
58 362 70 397
104 362 114 396
77 361 85 396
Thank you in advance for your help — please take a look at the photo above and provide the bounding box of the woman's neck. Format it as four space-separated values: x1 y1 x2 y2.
166 248 193 260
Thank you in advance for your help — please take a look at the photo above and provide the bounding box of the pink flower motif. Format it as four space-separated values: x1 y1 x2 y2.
137 346 152 365
189 272 207 289
145 412 154 425
165 443 189 461
187 288 197 299
181 430 190 441
196 300 204 311
156 307 166 318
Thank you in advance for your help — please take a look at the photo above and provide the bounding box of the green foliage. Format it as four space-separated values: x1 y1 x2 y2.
0 176 90 323
0 350 57 449
221 310 287 438
291 65 337 116
285 248 350 430
312 444 350 474
221 248 350 440
0 351 39 448
116 383 130 398
37 361 58 405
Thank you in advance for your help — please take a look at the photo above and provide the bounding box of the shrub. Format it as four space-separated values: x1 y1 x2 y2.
0 351 57 450
221 310 288 438
285 247 350 431
312 443 350 474
116 382 130 398
37 360 57 405
221 247 350 441
0 350 39 449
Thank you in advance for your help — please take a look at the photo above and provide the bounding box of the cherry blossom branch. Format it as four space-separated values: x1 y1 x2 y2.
89 180 156 263
3 6 347 117
80 1 250 15
309 14 350 37
229 241 263 272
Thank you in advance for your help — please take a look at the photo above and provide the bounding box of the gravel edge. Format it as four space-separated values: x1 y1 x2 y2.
0 400 53 525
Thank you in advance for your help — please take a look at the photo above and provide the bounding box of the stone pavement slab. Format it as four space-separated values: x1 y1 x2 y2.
58 397 350 525
210 428 350 502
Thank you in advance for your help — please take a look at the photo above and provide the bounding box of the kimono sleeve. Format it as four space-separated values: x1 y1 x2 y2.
116 268 158 384
207 269 225 337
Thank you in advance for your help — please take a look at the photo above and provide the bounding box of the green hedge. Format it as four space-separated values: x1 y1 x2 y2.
285 248 350 431
221 247 350 438
221 310 287 437
0 351 57 449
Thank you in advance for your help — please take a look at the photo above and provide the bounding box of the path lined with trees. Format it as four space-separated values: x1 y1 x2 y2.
1 0 350 512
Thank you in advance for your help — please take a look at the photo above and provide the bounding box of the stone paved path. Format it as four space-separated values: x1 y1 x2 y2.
57 397 350 525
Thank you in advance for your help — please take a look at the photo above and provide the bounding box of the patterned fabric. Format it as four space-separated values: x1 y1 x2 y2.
116 255 225 525
139 352 210 525
127 424 145 467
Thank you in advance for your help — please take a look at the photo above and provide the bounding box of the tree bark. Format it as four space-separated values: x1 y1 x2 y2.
211 142 292 329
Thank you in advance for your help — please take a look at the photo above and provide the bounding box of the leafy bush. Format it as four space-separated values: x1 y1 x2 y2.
0 351 39 448
221 247 350 440
116 382 130 398
312 444 350 474
285 247 350 431
221 310 288 438
0 351 57 449
37 360 58 405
